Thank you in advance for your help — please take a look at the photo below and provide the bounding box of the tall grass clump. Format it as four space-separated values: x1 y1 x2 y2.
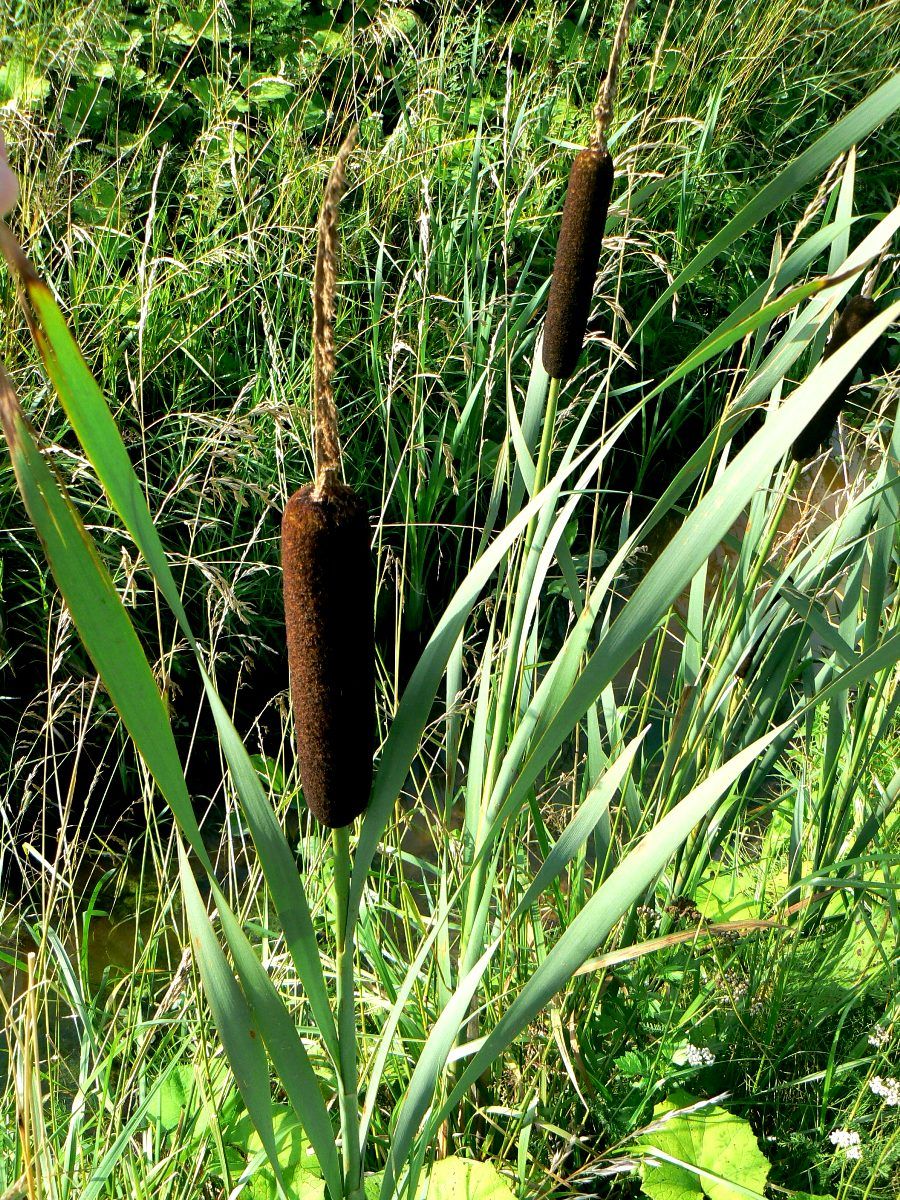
1 5 900 1200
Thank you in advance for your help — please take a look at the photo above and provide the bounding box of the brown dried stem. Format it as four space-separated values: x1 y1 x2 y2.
312 125 358 498
592 0 637 155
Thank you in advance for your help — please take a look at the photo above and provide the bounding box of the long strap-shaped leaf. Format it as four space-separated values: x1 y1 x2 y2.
0 366 341 1193
349 436 607 928
426 726 787 1136
633 70 900 334
178 841 288 1196
638 202 900 547
0 225 339 1067
0 368 209 870
486 303 900 842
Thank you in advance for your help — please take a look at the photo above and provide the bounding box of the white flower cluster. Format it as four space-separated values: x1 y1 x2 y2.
868 1024 891 1048
869 1076 900 1106
829 1129 861 1160
685 1044 715 1067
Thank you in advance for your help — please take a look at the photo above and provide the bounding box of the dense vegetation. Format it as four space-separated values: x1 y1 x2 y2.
1 1 899 1198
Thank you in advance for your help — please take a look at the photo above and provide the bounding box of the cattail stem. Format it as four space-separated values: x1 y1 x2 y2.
313 126 357 498
592 0 637 154
524 375 562 556
332 825 364 1200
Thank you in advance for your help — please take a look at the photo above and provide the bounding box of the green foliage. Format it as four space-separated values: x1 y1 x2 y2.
2 3 900 1200
425 1158 516 1200
636 1091 771 1200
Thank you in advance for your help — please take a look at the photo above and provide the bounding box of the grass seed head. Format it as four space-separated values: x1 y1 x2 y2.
541 148 614 380
791 295 879 462
282 482 375 828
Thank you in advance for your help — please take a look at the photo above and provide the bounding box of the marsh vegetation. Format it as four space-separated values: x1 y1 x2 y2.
1 2 899 1198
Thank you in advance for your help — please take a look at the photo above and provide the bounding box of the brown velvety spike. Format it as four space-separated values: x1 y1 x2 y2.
791 295 878 462
282 483 375 828
542 148 615 380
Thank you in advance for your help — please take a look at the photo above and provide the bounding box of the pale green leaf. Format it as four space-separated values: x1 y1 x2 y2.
426 1157 517 1200
638 1092 770 1200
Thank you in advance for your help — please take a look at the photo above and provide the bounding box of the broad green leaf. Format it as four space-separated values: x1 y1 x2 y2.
228 1105 322 1176
0 59 50 107
691 873 760 923
426 1157 517 1200
637 1092 770 1200
229 1106 326 1200
146 1064 200 1134
364 1173 385 1200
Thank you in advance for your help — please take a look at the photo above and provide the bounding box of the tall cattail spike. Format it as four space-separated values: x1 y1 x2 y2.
282 483 375 828
283 130 375 828
791 295 879 463
541 149 615 380
541 0 633 380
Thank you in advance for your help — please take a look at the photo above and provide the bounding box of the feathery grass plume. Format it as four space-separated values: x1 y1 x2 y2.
282 127 375 829
541 0 634 380
791 294 879 462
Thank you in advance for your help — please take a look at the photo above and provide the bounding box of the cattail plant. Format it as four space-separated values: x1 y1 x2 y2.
282 128 375 830
541 0 634 380
791 294 879 462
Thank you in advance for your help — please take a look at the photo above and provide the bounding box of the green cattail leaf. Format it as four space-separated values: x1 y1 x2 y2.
348 436 604 929
639 201 900 551
425 726 788 1142
1 245 339 1068
485 301 900 840
379 730 646 1200
635 69 900 333
0 372 210 870
209 884 343 1200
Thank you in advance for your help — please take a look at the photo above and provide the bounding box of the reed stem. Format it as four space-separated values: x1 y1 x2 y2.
332 826 364 1200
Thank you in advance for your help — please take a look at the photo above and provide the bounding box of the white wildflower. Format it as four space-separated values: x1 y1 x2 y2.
868 1024 890 1049
684 1044 715 1067
869 1076 900 1106
829 1129 862 1160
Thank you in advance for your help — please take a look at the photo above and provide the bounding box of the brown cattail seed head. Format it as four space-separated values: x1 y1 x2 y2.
282 482 375 828
541 148 614 380
791 295 879 462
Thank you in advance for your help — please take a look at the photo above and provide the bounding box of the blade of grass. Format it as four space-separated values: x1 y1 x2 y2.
0 232 339 1066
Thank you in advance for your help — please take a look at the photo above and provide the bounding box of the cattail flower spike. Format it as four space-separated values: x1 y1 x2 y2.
282 127 375 830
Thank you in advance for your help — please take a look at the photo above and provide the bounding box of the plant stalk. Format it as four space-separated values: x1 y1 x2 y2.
332 826 364 1200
